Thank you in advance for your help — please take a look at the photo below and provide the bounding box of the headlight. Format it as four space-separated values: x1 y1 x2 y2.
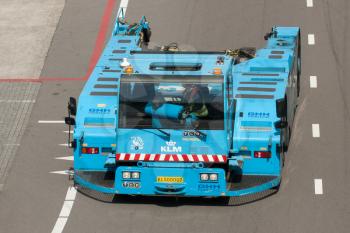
131 172 140 179
122 171 131 179
200 173 209 181
209 173 218 181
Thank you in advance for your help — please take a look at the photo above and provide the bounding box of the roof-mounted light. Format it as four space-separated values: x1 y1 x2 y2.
124 65 134 74
213 68 222 75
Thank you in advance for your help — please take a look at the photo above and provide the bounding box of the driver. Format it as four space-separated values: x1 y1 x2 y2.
181 84 208 128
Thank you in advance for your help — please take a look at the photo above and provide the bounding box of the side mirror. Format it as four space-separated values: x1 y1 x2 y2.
65 117 76 126
264 32 273 40
70 139 77 149
276 98 287 118
68 97 77 116
274 120 288 129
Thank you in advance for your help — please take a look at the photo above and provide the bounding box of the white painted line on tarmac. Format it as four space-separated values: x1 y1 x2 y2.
308 34 315 45
59 143 69 147
51 186 77 233
118 0 129 17
0 100 35 103
120 0 129 8
306 0 313 7
51 217 67 233
312 124 320 137
314 179 323 195
50 170 70 175
63 130 73 134
59 201 74 217
310 76 318 88
38 120 65 124
55 156 74 161
65 186 77 201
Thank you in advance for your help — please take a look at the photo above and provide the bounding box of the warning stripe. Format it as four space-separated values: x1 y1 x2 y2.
116 153 227 163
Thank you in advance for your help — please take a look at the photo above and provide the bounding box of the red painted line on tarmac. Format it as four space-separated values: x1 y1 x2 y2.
0 0 117 83
84 0 116 79
0 77 86 83
0 78 42 83
39 77 87 82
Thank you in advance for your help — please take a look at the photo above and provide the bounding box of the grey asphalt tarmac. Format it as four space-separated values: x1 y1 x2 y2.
1 0 350 233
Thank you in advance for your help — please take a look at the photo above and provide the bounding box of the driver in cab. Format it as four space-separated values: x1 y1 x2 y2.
181 84 208 128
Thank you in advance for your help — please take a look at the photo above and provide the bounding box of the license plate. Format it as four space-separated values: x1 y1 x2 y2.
156 176 184 183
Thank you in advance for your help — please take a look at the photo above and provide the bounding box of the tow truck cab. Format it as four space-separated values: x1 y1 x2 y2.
73 52 236 196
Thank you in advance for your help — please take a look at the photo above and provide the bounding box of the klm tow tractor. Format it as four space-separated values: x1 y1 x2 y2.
65 13 300 203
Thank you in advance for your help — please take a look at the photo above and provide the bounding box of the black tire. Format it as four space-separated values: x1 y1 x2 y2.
281 147 286 167
297 57 301 97
142 28 151 43
283 126 291 152
297 30 301 97
277 143 285 167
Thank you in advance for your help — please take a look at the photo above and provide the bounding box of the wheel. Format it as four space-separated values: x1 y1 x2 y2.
281 144 286 167
297 31 301 97
141 28 151 43
297 57 301 97
283 126 290 152
277 143 285 167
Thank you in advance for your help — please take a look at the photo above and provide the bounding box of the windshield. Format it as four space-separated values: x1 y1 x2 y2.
118 75 224 130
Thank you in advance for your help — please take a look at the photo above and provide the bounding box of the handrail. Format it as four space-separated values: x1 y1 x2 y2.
113 8 126 35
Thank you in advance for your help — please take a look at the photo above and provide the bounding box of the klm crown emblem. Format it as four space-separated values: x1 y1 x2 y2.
166 140 176 146
161 140 182 153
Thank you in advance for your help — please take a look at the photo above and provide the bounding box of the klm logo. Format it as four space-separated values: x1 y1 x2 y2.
161 140 182 153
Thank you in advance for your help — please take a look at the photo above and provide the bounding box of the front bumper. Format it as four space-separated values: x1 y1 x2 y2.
74 168 280 197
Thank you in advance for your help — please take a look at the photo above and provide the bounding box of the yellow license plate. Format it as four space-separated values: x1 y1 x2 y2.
156 176 184 183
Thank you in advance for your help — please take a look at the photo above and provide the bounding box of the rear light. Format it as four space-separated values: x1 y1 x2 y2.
254 151 271 158
122 171 140 179
209 173 218 181
200 173 209 181
81 147 99 154
200 173 218 181
122 172 131 179
131 172 140 179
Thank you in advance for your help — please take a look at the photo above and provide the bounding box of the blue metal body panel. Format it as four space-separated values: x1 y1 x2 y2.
70 13 300 198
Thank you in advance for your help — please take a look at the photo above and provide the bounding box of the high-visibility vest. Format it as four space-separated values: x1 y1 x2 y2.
183 86 208 117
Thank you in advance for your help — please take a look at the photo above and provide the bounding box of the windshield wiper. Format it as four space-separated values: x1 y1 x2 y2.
156 128 170 138
137 128 170 138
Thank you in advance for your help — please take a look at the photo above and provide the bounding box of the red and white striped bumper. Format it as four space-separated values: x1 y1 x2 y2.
116 153 227 163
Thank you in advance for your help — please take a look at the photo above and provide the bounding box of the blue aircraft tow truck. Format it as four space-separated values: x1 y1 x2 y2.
64 13 301 204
